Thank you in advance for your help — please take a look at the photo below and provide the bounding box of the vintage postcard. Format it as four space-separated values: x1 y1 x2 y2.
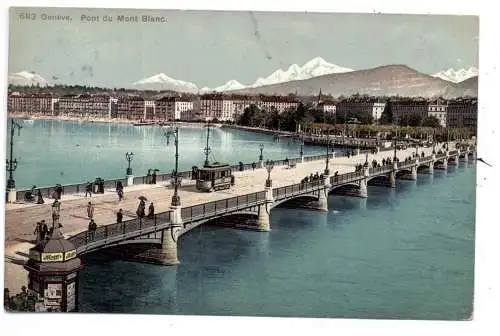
3 5 479 322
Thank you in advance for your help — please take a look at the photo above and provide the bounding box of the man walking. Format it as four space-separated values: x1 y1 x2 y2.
116 209 123 224
148 202 155 219
85 182 93 197
33 222 42 244
87 201 94 220
41 220 48 241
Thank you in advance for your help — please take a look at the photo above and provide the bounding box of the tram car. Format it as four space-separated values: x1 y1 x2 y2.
192 163 235 192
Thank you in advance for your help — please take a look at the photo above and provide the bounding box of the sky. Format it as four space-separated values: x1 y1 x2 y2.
8 7 479 88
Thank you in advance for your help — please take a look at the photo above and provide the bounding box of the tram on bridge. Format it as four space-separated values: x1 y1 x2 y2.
192 163 235 192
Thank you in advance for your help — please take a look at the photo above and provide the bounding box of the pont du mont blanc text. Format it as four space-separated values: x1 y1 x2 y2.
81 14 168 23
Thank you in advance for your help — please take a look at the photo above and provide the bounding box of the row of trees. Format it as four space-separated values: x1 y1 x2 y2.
237 102 472 140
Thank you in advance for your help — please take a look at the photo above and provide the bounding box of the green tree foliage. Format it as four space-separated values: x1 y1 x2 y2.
379 99 393 124
421 116 442 128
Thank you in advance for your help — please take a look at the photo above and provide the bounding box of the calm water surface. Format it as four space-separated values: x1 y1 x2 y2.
7 119 475 319
7 118 326 189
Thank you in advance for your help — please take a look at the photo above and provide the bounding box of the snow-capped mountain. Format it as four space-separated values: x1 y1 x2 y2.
132 57 353 92
131 73 199 93
212 80 246 92
432 66 478 83
8 71 50 87
250 57 353 88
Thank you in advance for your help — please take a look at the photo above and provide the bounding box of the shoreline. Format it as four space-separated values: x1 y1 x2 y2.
7 112 223 128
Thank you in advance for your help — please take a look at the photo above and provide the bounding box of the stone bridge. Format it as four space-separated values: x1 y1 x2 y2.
65 146 475 265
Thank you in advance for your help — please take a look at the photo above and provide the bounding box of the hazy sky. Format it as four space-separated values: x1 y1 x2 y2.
8 7 479 88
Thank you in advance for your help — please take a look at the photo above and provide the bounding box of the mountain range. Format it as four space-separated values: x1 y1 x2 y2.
432 66 478 83
8 57 478 98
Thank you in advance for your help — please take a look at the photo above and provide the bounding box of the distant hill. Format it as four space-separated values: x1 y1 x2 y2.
231 65 478 98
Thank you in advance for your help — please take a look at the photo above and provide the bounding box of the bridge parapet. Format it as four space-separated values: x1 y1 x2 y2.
68 210 172 255
181 191 267 225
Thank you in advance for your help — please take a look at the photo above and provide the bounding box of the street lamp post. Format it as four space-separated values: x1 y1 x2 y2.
6 119 23 195
259 144 264 161
170 127 181 207
324 111 330 176
393 136 397 161
204 120 211 167
125 152 134 176
299 134 304 158
265 159 274 188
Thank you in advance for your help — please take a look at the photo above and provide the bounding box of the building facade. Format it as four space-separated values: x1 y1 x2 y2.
447 98 478 133
7 92 53 115
372 102 386 121
116 96 145 120
427 103 448 127
391 100 429 125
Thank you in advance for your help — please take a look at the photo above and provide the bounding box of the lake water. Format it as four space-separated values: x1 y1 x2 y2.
7 118 476 319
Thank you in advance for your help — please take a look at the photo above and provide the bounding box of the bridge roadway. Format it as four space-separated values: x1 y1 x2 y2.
4 143 462 290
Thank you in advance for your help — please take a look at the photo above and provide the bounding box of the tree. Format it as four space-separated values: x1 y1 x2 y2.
379 99 393 125
422 116 441 128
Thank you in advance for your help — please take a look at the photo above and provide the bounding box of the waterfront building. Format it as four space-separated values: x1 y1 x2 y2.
175 100 194 120
336 98 376 121
7 92 53 115
54 94 114 119
116 95 145 120
155 96 176 121
199 93 224 121
447 97 478 133
229 95 254 122
372 102 386 122
144 100 156 120
391 98 429 125
256 95 300 114
427 101 448 127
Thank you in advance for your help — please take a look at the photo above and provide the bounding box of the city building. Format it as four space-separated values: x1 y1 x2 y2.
54 94 114 119
116 95 145 120
447 98 478 133
199 93 224 121
256 95 300 114
7 92 53 115
372 102 386 121
427 102 448 127
317 100 337 115
391 99 429 125
175 100 194 120
155 96 176 121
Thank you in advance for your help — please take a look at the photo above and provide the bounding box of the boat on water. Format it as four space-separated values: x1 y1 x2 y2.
133 120 157 126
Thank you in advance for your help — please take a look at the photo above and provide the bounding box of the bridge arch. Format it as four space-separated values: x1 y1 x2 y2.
328 183 360 195
367 174 390 186
395 169 412 178
272 194 319 209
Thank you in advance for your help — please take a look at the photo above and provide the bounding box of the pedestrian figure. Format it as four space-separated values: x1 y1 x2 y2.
36 189 44 204
116 181 124 201
116 209 123 224
41 220 48 241
34 222 42 244
252 162 256 170
136 200 146 218
55 184 63 200
88 220 97 240
148 202 155 219
51 199 60 224
85 182 93 197
47 226 54 237
87 202 94 220
151 170 157 184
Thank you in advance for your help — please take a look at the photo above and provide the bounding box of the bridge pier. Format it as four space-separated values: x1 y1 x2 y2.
156 206 183 265
256 204 270 231
410 166 418 180
463 151 469 162
315 187 329 211
358 167 369 198
259 159 264 169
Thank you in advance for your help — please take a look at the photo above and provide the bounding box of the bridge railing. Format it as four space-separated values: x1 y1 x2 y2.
181 190 267 224
330 171 364 186
272 179 325 201
369 165 393 175
449 150 458 156
421 156 433 162
67 210 172 252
